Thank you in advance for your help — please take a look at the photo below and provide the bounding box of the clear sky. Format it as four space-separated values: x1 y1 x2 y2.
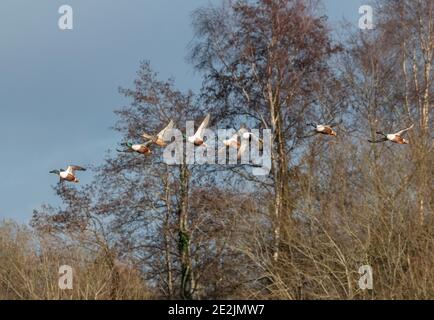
0 0 365 223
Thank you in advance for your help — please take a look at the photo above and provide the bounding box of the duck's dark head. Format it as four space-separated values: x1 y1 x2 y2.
49 169 61 175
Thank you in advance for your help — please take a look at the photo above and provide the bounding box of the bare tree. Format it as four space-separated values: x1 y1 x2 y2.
190 0 344 262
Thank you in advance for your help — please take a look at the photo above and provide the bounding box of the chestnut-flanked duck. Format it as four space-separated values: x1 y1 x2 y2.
369 124 414 144
142 120 174 147
117 142 152 155
187 114 210 146
308 123 337 137
50 165 86 183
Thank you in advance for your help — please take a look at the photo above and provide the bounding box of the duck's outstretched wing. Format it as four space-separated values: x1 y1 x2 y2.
67 165 86 174
117 148 132 153
396 124 414 136
298 132 317 139
142 132 155 141
223 138 240 149
237 140 249 160
237 126 249 136
142 140 153 147
194 114 210 139
368 138 388 143
157 120 174 140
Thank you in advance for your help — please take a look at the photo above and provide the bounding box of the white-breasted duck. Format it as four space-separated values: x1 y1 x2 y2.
369 124 414 144
50 165 86 183
308 123 337 137
219 127 264 160
187 114 210 146
142 120 174 147
117 141 152 155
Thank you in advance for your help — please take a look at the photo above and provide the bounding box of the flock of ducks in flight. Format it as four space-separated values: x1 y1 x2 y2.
49 115 414 183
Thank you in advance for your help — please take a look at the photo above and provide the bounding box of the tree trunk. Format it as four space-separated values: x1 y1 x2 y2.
163 168 174 298
178 161 193 299
268 82 288 262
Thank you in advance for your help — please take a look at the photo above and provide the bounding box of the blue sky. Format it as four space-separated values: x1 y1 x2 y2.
0 0 364 223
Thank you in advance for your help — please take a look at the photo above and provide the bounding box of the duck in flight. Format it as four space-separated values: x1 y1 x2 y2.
221 126 248 150
50 165 86 183
308 123 337 137
220 127 263 160
142 120 174 147
368 124 414 144
219 127 245 159
117 142 152 155
186 114 210 146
